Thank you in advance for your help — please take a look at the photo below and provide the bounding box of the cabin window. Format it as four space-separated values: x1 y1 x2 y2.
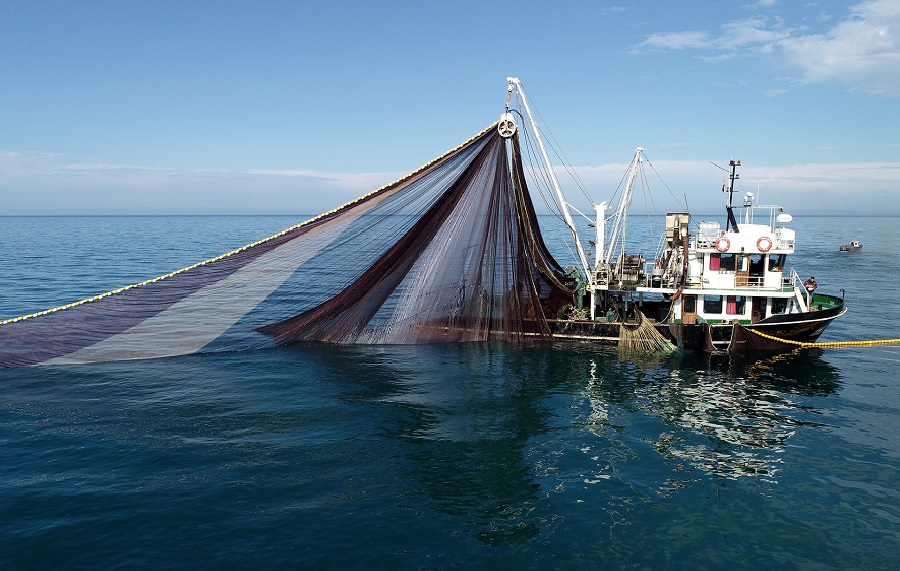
718 254 736 271
726 295 746 315
748 255 764 275
768 253 786 272
772 298 788 314
683 295 696 314
737 256 749 272
703 295 723 314
709 254 721 271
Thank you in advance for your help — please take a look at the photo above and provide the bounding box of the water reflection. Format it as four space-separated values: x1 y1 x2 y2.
1 342 846 553
303 343 579 547
583 347 842 485
308 343 843 544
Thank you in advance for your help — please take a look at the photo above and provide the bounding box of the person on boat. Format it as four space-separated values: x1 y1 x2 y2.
804 276 818 306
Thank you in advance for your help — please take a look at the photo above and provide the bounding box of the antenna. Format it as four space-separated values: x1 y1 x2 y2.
725 159 741 233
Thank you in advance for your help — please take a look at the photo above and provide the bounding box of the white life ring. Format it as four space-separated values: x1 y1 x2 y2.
715 237 730 252
756 236 773 252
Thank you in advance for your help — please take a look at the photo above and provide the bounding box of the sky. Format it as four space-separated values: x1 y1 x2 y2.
1 0 899 216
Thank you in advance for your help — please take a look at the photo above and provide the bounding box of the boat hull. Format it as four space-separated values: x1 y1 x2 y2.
549 300 846 353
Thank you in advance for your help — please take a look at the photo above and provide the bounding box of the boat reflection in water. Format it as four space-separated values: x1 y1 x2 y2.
583 347 841 489
309 343 841 545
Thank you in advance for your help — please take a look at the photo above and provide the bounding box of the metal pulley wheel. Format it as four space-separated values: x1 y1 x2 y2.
497 112 517 138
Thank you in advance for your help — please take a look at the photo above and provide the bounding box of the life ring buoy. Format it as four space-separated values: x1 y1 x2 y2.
757 236 773 252
715 237 730 252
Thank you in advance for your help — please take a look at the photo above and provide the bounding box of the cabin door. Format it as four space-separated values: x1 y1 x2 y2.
735 254 750 286
751 297 767 323
681 295 697 325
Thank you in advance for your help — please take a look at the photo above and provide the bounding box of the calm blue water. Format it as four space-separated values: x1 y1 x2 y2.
1 215 898 569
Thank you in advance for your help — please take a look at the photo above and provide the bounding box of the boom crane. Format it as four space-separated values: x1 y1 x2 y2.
503 78 593 285
602 147 643 276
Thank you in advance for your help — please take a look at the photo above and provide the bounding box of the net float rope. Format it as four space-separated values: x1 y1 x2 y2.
0 124 498 328
747 328 900 348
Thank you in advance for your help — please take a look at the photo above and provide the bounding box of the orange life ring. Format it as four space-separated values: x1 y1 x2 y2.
757 236 773 252
715 237 730 252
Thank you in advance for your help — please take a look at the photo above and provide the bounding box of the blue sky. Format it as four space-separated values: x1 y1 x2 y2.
2 0 898 216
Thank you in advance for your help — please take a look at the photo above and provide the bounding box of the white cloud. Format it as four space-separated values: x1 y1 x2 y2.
718 16 792 48
637 31 713 51
634 16 793 53
779 0 900 96
633 0 900 97
0 151 403 215
599 6 627 16
3 150 896 217
564 159 900 216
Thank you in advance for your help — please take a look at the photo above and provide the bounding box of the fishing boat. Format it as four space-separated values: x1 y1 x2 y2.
0 77 846 367
839 240 862 252
499 78 846 352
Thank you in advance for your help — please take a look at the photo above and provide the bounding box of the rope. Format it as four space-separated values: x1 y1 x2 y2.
747 328 900 348
0 124 499 328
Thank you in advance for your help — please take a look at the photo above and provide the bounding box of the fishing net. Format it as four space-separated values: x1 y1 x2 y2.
618 309 677 354
0 125 573 367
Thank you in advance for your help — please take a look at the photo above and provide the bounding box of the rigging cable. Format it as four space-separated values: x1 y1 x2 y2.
643 155 687 211
512 103 581 266
513 96 568 223
518 88 596 208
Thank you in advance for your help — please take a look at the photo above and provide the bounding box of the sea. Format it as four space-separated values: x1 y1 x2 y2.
1 214 898 570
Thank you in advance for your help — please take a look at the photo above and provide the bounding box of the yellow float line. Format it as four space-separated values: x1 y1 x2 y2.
0 123 499 328
748 328 900 348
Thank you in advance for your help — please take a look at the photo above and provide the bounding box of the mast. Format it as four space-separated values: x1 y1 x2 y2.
725 159 741 233
594 201 606 271
603 147 643 267
505 77 593 283
592 201 607 320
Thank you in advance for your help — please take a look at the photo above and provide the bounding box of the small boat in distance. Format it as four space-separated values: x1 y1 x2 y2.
839 240 862 252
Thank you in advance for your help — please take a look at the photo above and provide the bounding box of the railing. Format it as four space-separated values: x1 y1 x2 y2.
633 267 798 293
788 267 801 289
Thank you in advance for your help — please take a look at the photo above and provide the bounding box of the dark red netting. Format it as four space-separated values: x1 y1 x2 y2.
258 131 572 344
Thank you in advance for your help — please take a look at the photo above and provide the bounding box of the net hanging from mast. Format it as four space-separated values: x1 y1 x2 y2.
0 125 573 367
